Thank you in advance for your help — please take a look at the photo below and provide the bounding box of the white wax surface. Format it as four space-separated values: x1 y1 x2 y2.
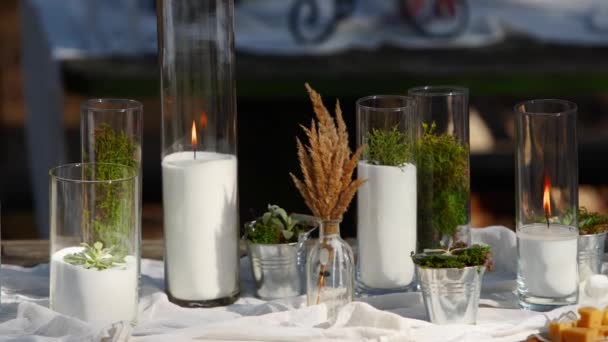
162 151 238 301
50 247 138 323
357 162 417 289
517 224 578 298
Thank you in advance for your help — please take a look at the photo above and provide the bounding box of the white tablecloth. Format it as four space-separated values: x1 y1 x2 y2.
0 226 605 342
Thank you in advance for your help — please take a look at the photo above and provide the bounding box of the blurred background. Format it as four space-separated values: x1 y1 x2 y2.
1 0 607 239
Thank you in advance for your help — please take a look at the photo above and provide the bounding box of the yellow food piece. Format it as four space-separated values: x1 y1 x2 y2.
549 322 574 342
602 308 608 325
597 325 608 337
561 327 598 342
577 307 602 328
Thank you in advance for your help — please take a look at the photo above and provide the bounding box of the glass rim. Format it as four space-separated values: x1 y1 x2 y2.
49 162 137 184
356 95 414 112
82 99 143 113
514 99 577 117
408 85 469 97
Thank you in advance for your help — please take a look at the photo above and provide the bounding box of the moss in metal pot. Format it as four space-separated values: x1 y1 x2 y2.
412 244 493 271
245 204 307 244
578 207 608 235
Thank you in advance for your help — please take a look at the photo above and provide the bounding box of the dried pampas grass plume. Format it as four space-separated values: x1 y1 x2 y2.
290 83 365 221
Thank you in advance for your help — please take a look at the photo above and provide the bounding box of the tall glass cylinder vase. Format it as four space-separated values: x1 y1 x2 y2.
49 163 139 324
515 99 578 311
158 0 239 307
408 86 470 250
81 99 143 240
355 95 418 295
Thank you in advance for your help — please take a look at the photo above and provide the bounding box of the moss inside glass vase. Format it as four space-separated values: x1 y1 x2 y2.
84 123 138 255
415 122 469 250
366 127 413 166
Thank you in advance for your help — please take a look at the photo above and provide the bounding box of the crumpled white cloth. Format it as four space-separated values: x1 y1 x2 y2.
1 226 607 342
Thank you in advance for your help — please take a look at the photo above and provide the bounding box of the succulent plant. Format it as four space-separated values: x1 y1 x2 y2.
246 205 305 244
64 241 127 271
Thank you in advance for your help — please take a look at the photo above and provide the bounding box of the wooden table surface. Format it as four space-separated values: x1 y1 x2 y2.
1 240 162 267
1 239 358 267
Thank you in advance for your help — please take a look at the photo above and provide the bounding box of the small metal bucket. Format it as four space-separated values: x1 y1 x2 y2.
248 242 304 299
578 232 607 282
246 214 318 300
417 265 485 325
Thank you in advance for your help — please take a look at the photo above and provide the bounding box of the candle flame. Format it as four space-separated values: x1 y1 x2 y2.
543 175 552 218
191 120 197 146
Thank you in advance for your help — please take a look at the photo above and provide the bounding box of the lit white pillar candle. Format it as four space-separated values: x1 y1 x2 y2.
517 223 578 298
357 161 417 289
162 151 238 301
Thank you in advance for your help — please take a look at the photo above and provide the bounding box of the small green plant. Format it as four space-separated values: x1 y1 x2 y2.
366 127 412 166
416 122 469 250
411 244 492 270
86 123 138 254
246 205 306 244
579 207 608 235
64 241 126 271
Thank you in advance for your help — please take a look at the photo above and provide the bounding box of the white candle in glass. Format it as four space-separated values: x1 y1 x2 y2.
517 223 578 298
357 161 417 289
162 151 238 301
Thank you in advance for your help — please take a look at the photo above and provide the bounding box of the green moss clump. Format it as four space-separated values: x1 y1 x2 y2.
366 127 412 166
416 122 469 250
87 123 138 253
579 207 608 235
245 205 307 244
412 244 491 269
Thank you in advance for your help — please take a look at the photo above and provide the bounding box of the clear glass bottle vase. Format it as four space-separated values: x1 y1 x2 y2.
306 219 354 320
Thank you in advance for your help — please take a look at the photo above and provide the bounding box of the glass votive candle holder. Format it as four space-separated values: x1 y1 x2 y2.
515 99 578 311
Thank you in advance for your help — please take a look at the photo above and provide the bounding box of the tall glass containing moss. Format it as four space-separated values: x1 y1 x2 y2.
356 95 419 295
81 99 142 178
81 99 142 251
408 86 470 250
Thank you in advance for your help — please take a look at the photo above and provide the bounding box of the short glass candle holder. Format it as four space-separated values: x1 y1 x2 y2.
49 163 140 324
158 0 239 307
408 86 470 250
355 95 419 296
515 99 579 311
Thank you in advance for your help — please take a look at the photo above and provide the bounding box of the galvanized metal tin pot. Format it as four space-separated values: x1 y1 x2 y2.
245 214 318 300
578 232 607 282
417 265 485 325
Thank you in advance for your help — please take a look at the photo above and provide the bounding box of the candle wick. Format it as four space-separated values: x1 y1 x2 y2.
545 215 550 229
194 149 196 160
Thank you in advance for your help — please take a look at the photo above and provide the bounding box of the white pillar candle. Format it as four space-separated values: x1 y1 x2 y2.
517 223 578 298
50 247 138 323
357 161 417 289
162 151 238 301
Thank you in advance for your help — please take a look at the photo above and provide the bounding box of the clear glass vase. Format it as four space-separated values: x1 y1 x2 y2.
408 86 470 251
158 0 239 307
81 99 143 245
355 95 418 295
515 99 578 311
49 163 140 324
306 219 354 320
